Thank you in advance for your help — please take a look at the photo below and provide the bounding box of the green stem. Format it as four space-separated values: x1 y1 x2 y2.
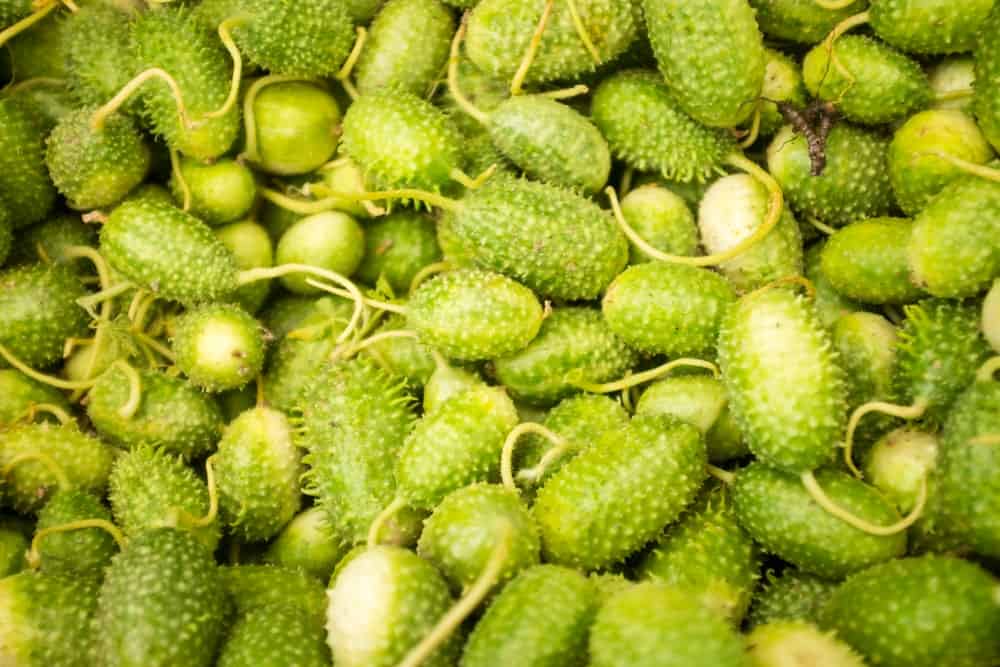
500 423 567 492
801 470 926 536
569 358 719 394
28 519 127 569
0 344 100 391
2 452 71 491
201 16 247 120
0 2 58 49
511 0 554 95
366 497 407 549
91 67 191 131
843 399 928 478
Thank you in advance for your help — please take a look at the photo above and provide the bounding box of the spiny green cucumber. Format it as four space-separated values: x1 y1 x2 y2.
634 486 760 624
889 109 995 216
718 286 847 472
820 217 923 304
908 177 1000 298
245 80 342 175
172 303 266 391
325 545 460 667
440 57 509 138
868 0 994 55
263 506 349 580
619 184 699 263
974 4 1000 152
5 8 66 80
460 564 597 667
0 571 101 667
591 69 734 182
64 4 133 107
231 0 355 78
362 314 438 391
87 364 225 460
0 420 114 514
863 427 938 514
803 35 930 126
635 374 747 463
746 568 837 629
0 262 89 369
731 463 907 579
465 0 637 87
602 261 735 356
747 0 867 45
217 604 331 667
8 213 97 271
492 306 637 406
108 446 221 551
533 413 707 571
296 357 417 545
220 564 326 624
215 220 273 314
341 89 464 193
93 528 231 667
0 368 70 424
746 620 865 667
31 489 120 576
131 6 241 160
589 582 746 667
768 123 893 227
169 156 257 225
697 173 804 292
418 483 539 591
274 211 365 294
355 0 455 97
821 555 1000 667
355 210 442 293
394 383 518 510
422 354 484 413
643 0 765 127
0 87 56 227
405 268 544 360
215 406 301 541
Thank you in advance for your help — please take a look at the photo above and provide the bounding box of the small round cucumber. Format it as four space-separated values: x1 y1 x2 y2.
32 489 119 576
169 156 257 225
248 81 341 175
263 506 349 580
355 211 441 293
820 217 923 304
274 212 365 294
172 303 266 391
619 184 699 263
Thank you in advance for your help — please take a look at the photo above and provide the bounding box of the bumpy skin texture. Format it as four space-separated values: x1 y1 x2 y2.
487 96 611 194
589 583 747 667
131 7 240 160
465 0 636 86
94 528 231 667
365 315 437 390
803 35 930 126
446 177 628 300
492 307 637 406
34 490 117 576
747 569 837 629
767 124 894 227
7 214 97 272
236 0 354 77
643 0 765 127
833 312 898 441
975 4 1000 152
407 269 543 360
732 463 907 580
820 217 923 304
355 211 442 292
698 173 804 294
0 422 114 514
804 241 863 329
748 0 867 44
65 4 134 106
397 385 518 509
746 621 866 667
326 546 459 667
221 565 327 624
908 178 1000 298
602 262 735 356
889 110 995 216
87 365 225 461
356 0 455 96
460 564 597 667
870 0 994 55
297 358 415 545
0 263 89 368
0 571 100 667
172 303 266 391
821 555 1000 667
635 488 759 624
342 90 464 192
892 299 992 425
108 447 221 551
215 407 301 542
418 484 540 591
591 69 733 182
263 507 348 580
0 369 69 425
718 288 847 472
0 98 56 227
934 378 1000 558
0 205 10 266
620 185 699 263
71 134 135 200
217 605 331 667
533 414 707 571
100 198 240 305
